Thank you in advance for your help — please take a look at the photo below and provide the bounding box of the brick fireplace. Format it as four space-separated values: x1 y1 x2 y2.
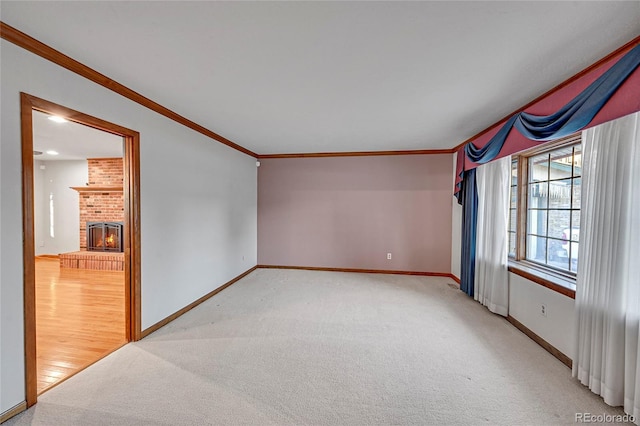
60 158 125 271
78 158 124 250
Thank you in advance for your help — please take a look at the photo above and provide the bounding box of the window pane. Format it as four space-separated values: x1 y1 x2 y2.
548 238 570 271
529 182 548 208
529 153 549 182
509 209 517 232
510 186 517 209
527 209 547 236
548 209 570 240
509 232 516 257
567 227 579 243
549 146 574 180
511 159 518 185
548 179 572 208
571 251 579 273
573 145 582 177
568 239 579 272
572 177 581 209
527 235 547 264
571 211 580 238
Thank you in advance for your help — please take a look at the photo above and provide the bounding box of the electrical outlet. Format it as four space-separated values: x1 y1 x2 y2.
541 304 547 317
387 253 392 260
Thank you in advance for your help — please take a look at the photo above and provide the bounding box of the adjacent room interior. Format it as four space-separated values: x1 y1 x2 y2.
32 111 127 394
1 2 639 425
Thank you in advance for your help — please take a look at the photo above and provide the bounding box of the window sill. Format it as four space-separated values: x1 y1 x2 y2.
508 261 576 299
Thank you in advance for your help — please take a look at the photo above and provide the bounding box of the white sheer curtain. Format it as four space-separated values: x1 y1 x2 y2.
474 156 510 316
573 111 640 423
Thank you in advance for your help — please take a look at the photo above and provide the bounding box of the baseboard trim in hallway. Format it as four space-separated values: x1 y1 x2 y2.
140 266 258 338
0 402 26 423
35 254 59 260
257 264 460 283
507 315 572 368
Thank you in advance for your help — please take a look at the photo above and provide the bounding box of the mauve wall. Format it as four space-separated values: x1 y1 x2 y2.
258 155 453 273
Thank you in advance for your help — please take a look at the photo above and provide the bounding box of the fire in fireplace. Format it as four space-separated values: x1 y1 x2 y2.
87 222 123 252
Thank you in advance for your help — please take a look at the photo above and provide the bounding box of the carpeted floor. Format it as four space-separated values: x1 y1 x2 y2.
4 269 627 425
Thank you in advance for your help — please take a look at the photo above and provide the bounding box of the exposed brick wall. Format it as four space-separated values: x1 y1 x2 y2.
88 158 124 186
78 158 124 249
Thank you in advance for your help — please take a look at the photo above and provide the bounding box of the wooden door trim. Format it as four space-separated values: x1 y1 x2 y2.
257 148 456 159
20 94 37 408
20 93 142 408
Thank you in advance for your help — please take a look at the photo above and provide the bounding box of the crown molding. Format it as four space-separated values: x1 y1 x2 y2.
7 21 634 159
1 21 258 158
258 148 455 159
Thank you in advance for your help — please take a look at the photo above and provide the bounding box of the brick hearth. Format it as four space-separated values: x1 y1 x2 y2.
60 251 124 271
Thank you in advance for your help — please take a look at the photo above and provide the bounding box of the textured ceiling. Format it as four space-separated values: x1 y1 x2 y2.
2 1 639 154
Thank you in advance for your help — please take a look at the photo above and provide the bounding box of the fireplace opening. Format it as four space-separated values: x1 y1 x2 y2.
87 222 123 252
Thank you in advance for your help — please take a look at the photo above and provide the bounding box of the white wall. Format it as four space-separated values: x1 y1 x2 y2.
34 160 87 255
450 153 461 279
508 273 575 358
0 40 258 413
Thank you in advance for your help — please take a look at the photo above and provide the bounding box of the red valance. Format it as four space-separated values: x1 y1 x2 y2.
455 40 640 194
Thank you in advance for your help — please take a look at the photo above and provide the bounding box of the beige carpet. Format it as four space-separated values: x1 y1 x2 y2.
5 269 627 425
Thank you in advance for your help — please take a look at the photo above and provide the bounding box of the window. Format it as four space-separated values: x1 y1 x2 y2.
49 192 55 238
510 135 582 277
508 159 518 257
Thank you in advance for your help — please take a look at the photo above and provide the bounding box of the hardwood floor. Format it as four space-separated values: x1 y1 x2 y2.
35 257 127 394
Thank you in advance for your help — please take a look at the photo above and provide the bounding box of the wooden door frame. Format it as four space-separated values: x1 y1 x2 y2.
20 93 141 407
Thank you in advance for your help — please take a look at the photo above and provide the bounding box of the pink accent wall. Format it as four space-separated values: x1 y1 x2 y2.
258 155 453 273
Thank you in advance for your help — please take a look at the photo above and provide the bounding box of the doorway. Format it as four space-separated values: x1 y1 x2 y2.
21 93 141 407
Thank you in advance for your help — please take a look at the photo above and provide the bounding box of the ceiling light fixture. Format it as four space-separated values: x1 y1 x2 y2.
48 115 68 123
46 150 59 156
